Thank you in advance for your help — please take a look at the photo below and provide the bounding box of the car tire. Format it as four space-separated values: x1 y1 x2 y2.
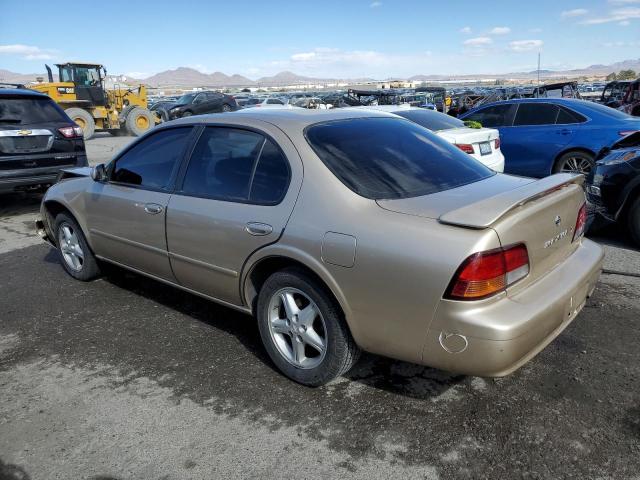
125 107 154 136
181 110 193 118
628 197 640 247
222 104 232 112
553 151 595 175
54 213 101 281
256 268 360 386
64 108 95 140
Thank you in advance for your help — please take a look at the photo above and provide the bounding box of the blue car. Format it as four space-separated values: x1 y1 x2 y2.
459 98 640 177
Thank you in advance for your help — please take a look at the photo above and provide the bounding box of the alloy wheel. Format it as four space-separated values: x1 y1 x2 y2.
58 223 84 271
560 155 593 175
267 288 327 369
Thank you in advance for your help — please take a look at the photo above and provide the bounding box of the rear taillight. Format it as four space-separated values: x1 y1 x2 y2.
445 243 530 300
573 203 587 242
455 143 474 154
619 130 639 136
494 138 501 149
58 126 83 138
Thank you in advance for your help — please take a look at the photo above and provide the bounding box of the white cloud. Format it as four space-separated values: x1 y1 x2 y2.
459 26 472 34
561 8 589 17
619 19 631 24
489 26 511 35
602 40 640 46
0 44 55 60
508 39 544 51
463 37 493 46
580 7 640 24
370 1 382 7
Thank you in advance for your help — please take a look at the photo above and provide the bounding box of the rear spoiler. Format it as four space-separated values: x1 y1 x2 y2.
438 173 584 229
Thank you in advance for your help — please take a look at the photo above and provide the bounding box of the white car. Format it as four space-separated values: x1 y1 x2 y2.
243 97 288 108
360 105 505 172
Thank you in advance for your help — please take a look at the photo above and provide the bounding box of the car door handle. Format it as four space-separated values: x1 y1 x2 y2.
144 203 163 215
557 129 572 135
245 222 273 236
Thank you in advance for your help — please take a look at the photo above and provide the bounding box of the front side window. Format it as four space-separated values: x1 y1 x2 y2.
513 103 560 126
306 117 493 200
111 127 192 189
465 104 515 127
181 127 290 204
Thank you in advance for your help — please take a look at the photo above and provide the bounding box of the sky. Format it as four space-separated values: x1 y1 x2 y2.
0 0 639 79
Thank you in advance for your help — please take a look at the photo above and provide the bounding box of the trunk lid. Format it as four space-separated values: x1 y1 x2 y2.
377 173 586 291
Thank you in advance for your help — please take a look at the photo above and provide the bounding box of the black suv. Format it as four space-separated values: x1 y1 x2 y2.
167 91 238 119
0 89 88 193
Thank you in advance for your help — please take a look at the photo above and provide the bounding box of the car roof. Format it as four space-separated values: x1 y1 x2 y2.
0 88 48 97
357 105 421 112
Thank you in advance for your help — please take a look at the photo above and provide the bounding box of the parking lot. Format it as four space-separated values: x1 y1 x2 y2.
1 134 639 479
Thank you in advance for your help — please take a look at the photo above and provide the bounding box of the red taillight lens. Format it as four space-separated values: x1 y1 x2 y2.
494 138 501 149
58 126 83 138
573 203 587 242
445 243 530 300
455 143 474 154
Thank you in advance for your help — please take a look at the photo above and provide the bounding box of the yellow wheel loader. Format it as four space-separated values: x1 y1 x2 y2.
28 62 158 140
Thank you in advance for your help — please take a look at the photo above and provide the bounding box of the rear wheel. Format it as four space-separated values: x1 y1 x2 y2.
628 197 640 247
54 213 101 281
64 108 95 140
222 104 232 112
257 268 360 386
553 151 594 175
181 110 193 118
125 107 154 136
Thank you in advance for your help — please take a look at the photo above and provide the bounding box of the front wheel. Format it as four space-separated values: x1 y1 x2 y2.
54 213 101 281
257 268 360 386
222 104 232 112
553 151 595 175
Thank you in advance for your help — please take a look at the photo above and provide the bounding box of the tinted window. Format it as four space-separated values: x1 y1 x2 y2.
306 117 493 200
556 107 586 124
579 99 633 120
111 127 191 189
249 140 289 204
0 97 68 125
266 98 284 105
465 104 514 127
513 103 559 126
181 128 263 201
395 109 465 131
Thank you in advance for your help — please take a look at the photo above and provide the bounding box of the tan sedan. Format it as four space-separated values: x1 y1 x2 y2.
36 109 604 386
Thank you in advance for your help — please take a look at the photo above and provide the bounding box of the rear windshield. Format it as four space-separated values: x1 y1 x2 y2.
0 96 68 125
394 109 465 131
305 117 494 200
578 101 632 120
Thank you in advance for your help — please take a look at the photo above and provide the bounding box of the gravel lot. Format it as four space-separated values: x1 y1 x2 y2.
0 134 639 480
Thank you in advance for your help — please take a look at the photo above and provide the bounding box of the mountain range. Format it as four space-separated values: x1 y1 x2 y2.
1 58 638 88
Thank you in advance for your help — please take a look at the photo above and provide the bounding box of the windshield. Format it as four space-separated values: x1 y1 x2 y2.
395 109 465 131
305 117 493 200
177 93 196 104
0 97 68 124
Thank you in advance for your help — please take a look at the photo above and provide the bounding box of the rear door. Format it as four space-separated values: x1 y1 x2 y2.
166 125 302 305
500 102 576 177
85 126 194 280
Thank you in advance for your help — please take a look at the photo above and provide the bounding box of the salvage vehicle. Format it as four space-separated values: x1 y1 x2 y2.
532 81 581 99
361 105 504 171
36 109 603 386
599 80 631 108
460 98 640 177
28 62 156 140
618 79 640 117
167 91 238 119
0 88 87 194
586 131 640 246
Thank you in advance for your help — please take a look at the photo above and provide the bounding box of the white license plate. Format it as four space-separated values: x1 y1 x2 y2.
479 142 492 156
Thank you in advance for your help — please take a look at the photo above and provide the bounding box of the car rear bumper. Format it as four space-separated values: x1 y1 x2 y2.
421 238 604 377
471 150 505 173
0 153 87 193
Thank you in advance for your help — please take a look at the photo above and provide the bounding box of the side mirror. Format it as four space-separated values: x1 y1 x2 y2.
90 164 107 182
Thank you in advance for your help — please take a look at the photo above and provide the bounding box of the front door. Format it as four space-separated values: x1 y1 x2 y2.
166 125 302 305
85 126 194 280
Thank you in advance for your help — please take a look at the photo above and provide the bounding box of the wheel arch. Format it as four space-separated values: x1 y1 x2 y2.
551 146 597 175
616 179 640 221
41 199 92 250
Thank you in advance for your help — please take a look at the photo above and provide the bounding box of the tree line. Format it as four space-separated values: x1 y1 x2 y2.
606 70 637 81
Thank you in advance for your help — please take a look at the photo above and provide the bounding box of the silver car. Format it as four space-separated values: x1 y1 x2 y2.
37 109 604 386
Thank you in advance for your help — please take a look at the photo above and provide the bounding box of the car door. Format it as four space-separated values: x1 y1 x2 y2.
166 125 302 305
500 103 577 177
192 93 207 115
84 126 195 280
208 93 224 112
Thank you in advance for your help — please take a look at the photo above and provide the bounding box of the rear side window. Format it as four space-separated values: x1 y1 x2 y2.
181 127 290 204
0 96 68 125
465 104 515 127
556 107 586 124
266 98 284 105
513 103 560 126
305 117 493 200
111 127 192 189
395 109 465 131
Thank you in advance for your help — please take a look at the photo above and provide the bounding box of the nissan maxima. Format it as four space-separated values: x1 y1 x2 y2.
36 109 604 386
